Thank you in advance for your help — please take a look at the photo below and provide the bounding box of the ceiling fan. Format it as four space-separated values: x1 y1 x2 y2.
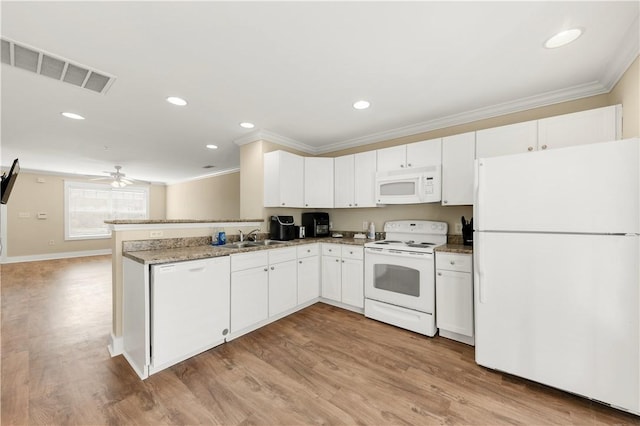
91 165 137 187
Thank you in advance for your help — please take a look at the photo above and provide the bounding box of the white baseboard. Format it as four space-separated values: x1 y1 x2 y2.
2 248 112 264
108 332 124 357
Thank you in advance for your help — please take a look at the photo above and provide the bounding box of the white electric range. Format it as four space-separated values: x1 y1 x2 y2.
364 220 448 336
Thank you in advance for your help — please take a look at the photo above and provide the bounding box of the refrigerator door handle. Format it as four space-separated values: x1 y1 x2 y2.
474 159 484 230
474 233 486 303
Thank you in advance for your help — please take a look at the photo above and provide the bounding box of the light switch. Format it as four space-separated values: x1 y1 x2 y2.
37 212 48 220
36 177 46 183
18 212 30 218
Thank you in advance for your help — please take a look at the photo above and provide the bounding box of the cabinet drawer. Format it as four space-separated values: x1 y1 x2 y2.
436 253 472 273
297 243 319 258
231 251 268 272
322 244 342 257
268 246 297 264
341 246 363 260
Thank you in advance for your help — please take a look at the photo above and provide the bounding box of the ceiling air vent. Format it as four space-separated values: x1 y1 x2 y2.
0 37 116 94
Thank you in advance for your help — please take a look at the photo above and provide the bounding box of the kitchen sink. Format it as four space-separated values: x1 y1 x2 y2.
219 240 286 249
249 239 286 246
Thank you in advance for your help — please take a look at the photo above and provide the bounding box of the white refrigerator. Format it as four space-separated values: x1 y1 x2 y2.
473 137 640 414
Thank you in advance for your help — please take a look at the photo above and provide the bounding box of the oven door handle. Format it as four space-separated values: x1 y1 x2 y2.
365 248 432 258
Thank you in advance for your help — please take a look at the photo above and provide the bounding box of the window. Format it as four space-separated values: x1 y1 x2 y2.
64 181 149 240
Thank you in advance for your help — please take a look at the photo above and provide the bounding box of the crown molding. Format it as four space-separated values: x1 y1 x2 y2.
233 129 316 154
17 167 165 185
601 15 639 91
165 167 240 185
316 80 610 154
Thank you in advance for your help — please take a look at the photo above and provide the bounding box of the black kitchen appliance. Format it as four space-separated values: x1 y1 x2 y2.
302 212 330 237
461 216 473 246
270 215 295 241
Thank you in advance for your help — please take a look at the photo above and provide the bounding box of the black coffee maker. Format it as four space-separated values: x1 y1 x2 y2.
461 216 473 246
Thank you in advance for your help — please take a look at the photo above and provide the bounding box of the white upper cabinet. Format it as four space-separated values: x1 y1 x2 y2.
442 132 475 206
334 154 355 208
538 104 621 150
476 105 621 160
264 150 304 207
406 138 442 168
376 138 441 171
335 151 377 208
304 157 334 208
353 151 377 208
376 145 407 171
476 121 538 158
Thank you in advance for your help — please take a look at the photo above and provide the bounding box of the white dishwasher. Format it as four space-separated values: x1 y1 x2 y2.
150 256 230 373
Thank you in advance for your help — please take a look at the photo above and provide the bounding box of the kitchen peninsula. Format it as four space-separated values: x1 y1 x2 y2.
105 218 263 358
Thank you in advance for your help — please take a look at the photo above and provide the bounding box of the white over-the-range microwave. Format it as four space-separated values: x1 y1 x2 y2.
375 165 441 204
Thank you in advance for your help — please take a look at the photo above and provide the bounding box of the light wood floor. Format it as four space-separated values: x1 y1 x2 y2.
2 255 639 425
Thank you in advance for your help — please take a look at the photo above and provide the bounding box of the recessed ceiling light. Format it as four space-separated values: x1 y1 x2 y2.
206 144 218 150
544 28 582 49
239 122 255 129
166 96 187 106
353 100 370 110
61 112 85 120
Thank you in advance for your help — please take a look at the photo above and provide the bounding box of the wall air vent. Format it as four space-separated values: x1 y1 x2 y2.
0 37 116 94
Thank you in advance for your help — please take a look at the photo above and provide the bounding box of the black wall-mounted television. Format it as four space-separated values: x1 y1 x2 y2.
1 158 20 204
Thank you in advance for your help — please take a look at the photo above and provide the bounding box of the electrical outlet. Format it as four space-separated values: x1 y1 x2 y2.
150 231 163 238
362 221 368 231
454 223 463 234
48 240 55 245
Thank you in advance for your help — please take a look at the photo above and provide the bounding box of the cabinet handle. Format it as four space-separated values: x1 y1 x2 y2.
400 164 405 168
270 266 275 270
541 144 548 150
299 260 302 264
527 146 533 152
407 163 412 167
263 268 268 272
305 203 309 206
437 272 442 276
349 204 352 206
281 203 285 206
450 260 455 265
443 200 448 204
335 259 339 262
341 260 345 263
307 249 311 253
354 203 358 206
349 251 353 254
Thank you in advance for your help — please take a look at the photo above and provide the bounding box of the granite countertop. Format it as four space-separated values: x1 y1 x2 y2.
106 218 264 225
124 237 371 265
435 244 473 254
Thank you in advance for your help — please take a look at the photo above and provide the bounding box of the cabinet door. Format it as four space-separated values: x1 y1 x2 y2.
304 157 334 208
442 132 475 206
231 266 268 333
538 105 621 150
263 150 304 207
321 255 342 301
297 255 320 304
268 260 298 317
353 151 377 208
476 121 538 158
436 269 473 336
377 145 406 171
334 154 355 208
151 258 230 370
341 258 364 308
406 138 442 168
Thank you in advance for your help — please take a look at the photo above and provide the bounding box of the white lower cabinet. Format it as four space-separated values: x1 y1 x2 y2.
231 251 269 334
268 247 298 316
435 252 474 345
297 244 320 304
321 244 364 310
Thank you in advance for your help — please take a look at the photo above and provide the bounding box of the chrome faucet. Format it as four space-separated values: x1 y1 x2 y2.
247 228 261 241
238 230 244 242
